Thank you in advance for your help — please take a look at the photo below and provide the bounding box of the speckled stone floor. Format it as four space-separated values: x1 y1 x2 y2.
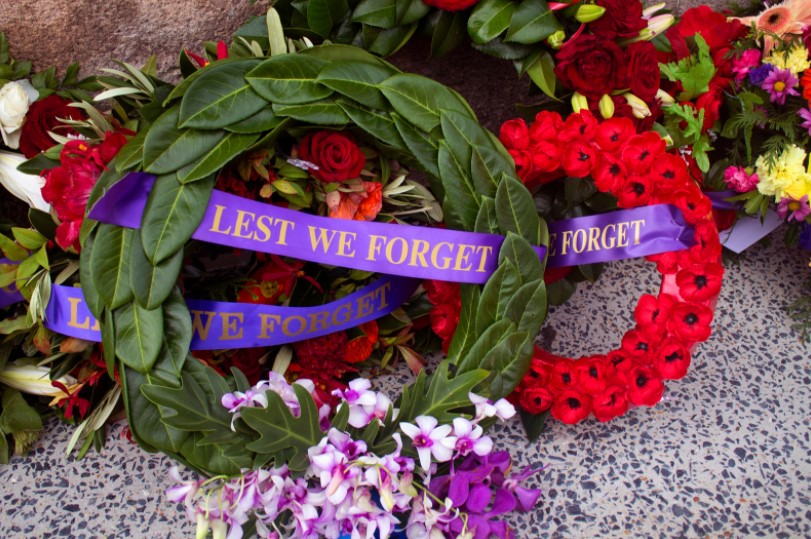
2 233 811 539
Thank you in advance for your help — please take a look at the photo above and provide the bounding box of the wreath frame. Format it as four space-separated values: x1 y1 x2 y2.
80 44 549 476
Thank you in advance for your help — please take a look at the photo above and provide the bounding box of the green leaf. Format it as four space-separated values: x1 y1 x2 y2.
0 234 27 261
503 278 547 335
241 384 324 472
272 101 350 126
129 228 183 309
317 62 394 110
468 0 516 44
114 129 147 172
659 35 716 101
157 289 191 379
521 409 548 441
498 232 543 283
177 132 260 184
397 0 431 24
495 176 540 244
179 59 267 129
391 113 441 181
15 153 59 176
225 107 280 134
353 0 397 27
438 142 479 230
246 55 333 105
140 173 215 264
0 389 43 433
339 102 404 148
363 23 419 56
474 196 499 234
525 50 558 100
114 301 164 373
143 107 227 175
122 366 188 454
90 224 135 310
379 74 468 132
505 0 561 44
446 284 481 365
78 232 104 319
480 330 533 398
456 318 514 375
475 258 522 334
430 11 467 58
441 110 507 198
307 0 349 37
102 309 116 378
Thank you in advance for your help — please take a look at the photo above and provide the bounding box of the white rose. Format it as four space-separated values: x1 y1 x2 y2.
0 80 39 149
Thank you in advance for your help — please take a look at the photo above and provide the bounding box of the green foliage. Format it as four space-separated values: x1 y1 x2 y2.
659 35 716 101
663 103 713 172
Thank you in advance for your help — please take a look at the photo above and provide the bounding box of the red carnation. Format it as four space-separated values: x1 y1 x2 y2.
625 42 661 102
616 174 653 208
345 321 379 364
666 6 747 61
575 357 608 394
621 132 666 174
551 390 592 424
589 0 646 40
653 338 691 380
421 0 479 11
592 386 630 422
554 35 627 100
519 386 554 414
594 117 636 153
298 130 365 183
18 94 85 158
667 302 713 343
293 331 349 364
626 365 664 406
561 141 599 178
675 263 724 302
500 118 530 150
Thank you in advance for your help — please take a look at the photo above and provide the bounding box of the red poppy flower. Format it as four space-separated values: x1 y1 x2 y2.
594 117 636 152
522 357 550 388
650 154 689 198
653 338 691 380
508 149 536 185
575 357 608 393
530 140 563 174
620 329 661 360
626 365 664 406
667 302 713 343
592 152 627 193
559 110 599 143
530 110 564 142
592 386 630 422
549 360 579 391
620 132 666 174
675 263 724 302
672 187 713 225
616 174 653 208
500 118 531 150
634 293 678 338
551 389 593 424
519 386 554 414
561 141 599 178
646 250 680 275
605 349 634 384
679 221 722 266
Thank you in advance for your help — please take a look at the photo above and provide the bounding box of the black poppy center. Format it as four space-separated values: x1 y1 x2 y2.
578 150 591 161
639 150 650 161
663 170 675 179
567 397 582 409
562 372 572 384
589 366 599 378
610 163 621 175
636 342 649 351
694 275 708 289
684 313 699 325
665 351 682 363
633 183 646 195
636 374 648 387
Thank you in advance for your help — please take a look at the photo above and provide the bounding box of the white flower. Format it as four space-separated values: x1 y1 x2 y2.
399 416 453 471
0 150 50 211
0 80 38 149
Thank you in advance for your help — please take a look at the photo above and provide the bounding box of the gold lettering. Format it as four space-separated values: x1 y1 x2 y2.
308 226 337 253
630 219 645 245
573 229 587 254
474 245 494 273
254 215 273 243
191 310 216 340
275 218 295 246
335 231 357 258
282 315 307 337
356 292 374 318
233 210 256 239
332 302 352 325
548 233 557 257
616 222 629 248
67 297 91 329
208 205 232 235
307 310 331 334
91 318 100 331
258 314 282 339
367 235 386 261
560 230 573 256
385 237 408 265
587 226 601 253
453 244 474 271
376 281 391 309
220 312 244 340
430 242 453 270
600 224 617 250
408 239 430 268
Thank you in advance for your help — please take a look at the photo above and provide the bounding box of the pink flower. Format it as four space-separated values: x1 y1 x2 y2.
731 49 762 81
777 195 811 222
762 68 800 105
723 165 759 193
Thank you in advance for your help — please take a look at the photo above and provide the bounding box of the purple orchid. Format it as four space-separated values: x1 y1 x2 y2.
400 416 454 471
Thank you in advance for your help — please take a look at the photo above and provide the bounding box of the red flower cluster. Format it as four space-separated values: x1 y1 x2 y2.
508 111 723 424
40 131 129 250
19 94 85 158
424 280 461 354
237 255 307 306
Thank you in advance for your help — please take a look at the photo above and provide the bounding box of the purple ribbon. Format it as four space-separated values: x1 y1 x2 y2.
0 258 24 309
44 275 418 349
88 172 546 285
705 190 739 211
545 204 693 268
800 223 811 251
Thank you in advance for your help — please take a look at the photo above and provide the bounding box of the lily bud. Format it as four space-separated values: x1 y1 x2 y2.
642 2 667 18
623 93 652 119
647 14 675 38
547 30 566 50
571 92 588 113
0 364 77 396
599 94 615 119
655 88 676 105
574 4 606 23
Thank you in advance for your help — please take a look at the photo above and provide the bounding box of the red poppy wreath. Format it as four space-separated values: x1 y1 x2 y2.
499 110 724 425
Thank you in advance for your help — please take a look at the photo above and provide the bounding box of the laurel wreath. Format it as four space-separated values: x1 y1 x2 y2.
79 45 548 476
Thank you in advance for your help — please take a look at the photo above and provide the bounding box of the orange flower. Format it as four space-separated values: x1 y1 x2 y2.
345 321 379 363
802 69 811 105
733 0 811 52
327 181 383 221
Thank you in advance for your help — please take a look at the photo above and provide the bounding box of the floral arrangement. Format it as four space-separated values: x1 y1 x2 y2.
498 110 723 426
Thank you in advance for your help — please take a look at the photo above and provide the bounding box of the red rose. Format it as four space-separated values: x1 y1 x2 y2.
19 95 84 158
666 6 747 60
589 0 646 39
554 35 627 100
421 0 478 11
298 130 365 182
625 42 661 103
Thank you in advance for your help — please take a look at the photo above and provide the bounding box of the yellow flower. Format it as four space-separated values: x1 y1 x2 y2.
756 144 810 199
764 46 811 74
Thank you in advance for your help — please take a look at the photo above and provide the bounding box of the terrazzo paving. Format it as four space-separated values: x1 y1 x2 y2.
2 233 811 538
